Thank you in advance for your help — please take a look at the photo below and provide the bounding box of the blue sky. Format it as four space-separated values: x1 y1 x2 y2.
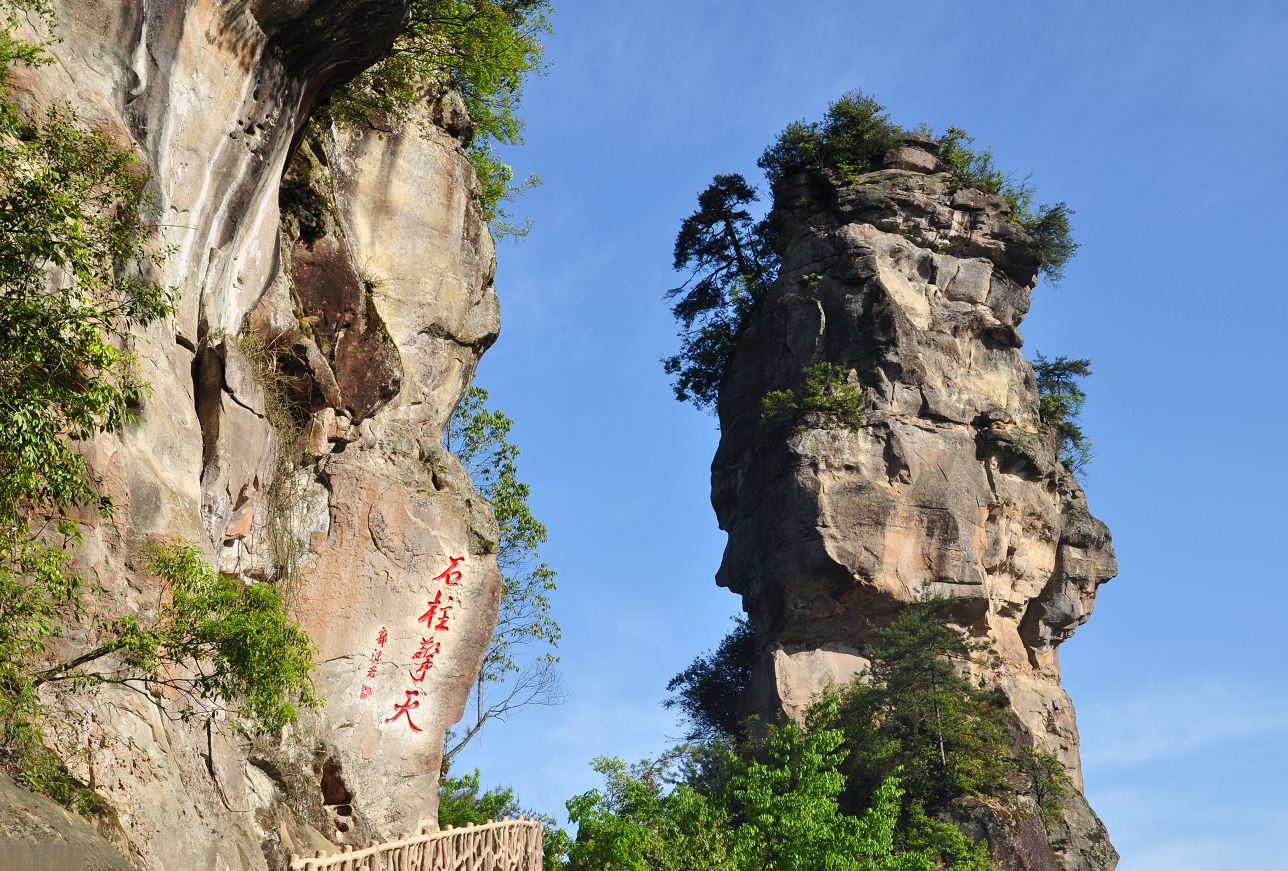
447 2 1288 867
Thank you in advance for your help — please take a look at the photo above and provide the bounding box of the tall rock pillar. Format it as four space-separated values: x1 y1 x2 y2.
711 135 1119 870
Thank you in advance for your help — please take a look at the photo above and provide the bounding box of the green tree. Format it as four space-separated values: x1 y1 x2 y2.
1016 745 1071 827
936 128 1078 286
562 712 986 871
324 0 553 236
564 755 733 871
664 615 754 740
663 174 779 410
828 598 1010 866
439 768 573 871
442 386 563 765
1031 352 1093 477
758 89 900 183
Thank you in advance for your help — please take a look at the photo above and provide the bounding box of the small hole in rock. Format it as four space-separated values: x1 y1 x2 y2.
336 822 348 833
337 804 352 817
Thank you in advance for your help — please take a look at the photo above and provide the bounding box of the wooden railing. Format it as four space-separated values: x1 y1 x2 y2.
288 817 544 871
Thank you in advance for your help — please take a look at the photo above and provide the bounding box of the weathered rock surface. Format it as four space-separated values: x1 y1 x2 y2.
714 139 1118 868
10 2 503 868
0 773 134 871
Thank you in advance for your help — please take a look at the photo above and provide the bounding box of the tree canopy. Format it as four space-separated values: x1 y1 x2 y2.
662 174 778 410
664 615 754 740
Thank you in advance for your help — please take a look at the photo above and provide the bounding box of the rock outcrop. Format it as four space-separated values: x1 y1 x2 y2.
10 2 502 868
713 135 1118 869
0 773 134 871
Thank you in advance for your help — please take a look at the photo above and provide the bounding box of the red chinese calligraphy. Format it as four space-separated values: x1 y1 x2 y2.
376 628 388 646
419 591 454 628
411 637 441 660
384 690 422 732
370 647 383 663
358 685 372 700
366 665 378 679
409 636 442 683
432 556 465 587
434 606 453 631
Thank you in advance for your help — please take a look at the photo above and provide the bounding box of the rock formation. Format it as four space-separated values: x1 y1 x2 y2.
713 134 1119 870
10 2 503 868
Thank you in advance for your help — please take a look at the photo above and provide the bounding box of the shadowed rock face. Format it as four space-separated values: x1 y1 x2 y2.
713 138 1118 870
10 2 504 868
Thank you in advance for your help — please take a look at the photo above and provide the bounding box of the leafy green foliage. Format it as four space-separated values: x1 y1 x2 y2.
936 128 1079 286
562 711 988 871
564 754 733 871
3 543 318 807
1017 745 1071 827
1032 353 1093 477
663 174 779 410
760 362 864 431
440 768 573 871
442 386 563 761
439 768 523 825
758 90 901 183
324 0 553 236
1024 202 1079 286
827 598 1010 866
831 598 1011 814
664 615 754 740
51 543 320 730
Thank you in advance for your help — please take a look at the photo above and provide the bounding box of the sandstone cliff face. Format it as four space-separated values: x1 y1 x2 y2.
713 136 1118 870
11 3 502 868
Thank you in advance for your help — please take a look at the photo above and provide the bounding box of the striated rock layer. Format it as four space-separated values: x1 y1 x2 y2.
713 136 1119 870
12 2 503 869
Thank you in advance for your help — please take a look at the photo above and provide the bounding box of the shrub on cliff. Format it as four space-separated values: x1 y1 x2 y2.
760 363 864 431
937 128 1079 286
758 89 901 183
324 0 553 237
1033 353 1094 477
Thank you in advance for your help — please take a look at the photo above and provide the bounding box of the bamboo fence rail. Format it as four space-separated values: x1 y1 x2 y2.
288 817 543 871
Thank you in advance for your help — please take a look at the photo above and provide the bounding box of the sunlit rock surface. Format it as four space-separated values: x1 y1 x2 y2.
714 135 1119 870
10 2 502 867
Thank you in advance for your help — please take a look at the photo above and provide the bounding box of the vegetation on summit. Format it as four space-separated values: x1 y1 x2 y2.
1033 353 1095 478
665 89 1081 415
323 0 554 238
